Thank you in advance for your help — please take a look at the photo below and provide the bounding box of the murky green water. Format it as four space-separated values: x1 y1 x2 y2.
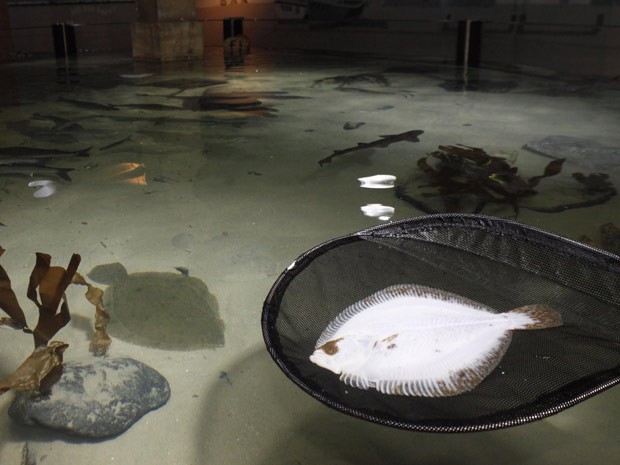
0 48 619 464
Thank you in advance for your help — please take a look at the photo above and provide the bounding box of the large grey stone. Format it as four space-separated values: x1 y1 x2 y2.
9 357 170 438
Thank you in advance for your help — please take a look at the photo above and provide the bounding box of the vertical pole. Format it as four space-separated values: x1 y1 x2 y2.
62 23 69 82
62 23 69 68
463 19 471 84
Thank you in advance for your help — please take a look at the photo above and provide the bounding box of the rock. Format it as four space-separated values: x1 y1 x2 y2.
9 357 170 439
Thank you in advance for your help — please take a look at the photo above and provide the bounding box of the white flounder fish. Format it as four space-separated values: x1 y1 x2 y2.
309 284 562 397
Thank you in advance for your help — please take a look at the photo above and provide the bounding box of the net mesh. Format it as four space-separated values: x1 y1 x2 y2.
262 214 620 432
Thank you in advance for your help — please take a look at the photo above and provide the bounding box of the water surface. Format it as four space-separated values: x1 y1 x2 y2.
0 48 618 464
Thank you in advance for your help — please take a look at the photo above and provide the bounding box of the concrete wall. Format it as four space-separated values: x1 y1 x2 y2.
8 1 136 55
197 1 620 77
0 0 11 60
5 0 620 77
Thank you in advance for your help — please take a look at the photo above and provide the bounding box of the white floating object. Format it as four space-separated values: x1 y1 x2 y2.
310 284 562 397
357 174 396 189
28 180 57 198
360 204 395 221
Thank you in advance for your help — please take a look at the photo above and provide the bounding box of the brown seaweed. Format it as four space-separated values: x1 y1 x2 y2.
0 247 29 332
27 252 81 347
319 129 424 166
397 145 565 215
72 272 111 355
0 342 68 394
572 172 616 195
397 145 617 216
0 250 84 394
578 223 620 256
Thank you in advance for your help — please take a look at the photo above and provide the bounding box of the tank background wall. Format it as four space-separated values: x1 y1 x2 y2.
0 0 12 60
6 0 620 77
197 1 620 77
8 1 136 55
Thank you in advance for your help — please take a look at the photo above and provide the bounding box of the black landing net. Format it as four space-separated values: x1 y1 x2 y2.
261 214 620 432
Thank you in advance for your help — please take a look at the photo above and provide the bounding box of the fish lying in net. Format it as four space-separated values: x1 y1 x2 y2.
310 284 562 397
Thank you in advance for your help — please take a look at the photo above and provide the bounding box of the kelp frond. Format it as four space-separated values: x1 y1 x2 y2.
27 252 81 347
0 249 85 395
72 272 111 356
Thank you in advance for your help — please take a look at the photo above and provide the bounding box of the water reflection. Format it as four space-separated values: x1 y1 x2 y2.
360 203 394 221
357 174 396 189
27 180 57 198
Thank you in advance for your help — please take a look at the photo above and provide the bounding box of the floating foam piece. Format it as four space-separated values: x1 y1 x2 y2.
28 180 57 198
361 204 395 221
358 174 396 189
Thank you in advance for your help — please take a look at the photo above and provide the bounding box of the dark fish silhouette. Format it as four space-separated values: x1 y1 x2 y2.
524 135 620 171
8 113 110 144
32 113 84 131
113 103 182 111
59 96 118 111
312 73 390 88
136 78 228 90
6 120 79 145
0 164 74 181
0 145 89 181
100 136 132 151
343 122 365 130
135 91 296 117
319 129 424 166
0 146 91 159
0 157 48 166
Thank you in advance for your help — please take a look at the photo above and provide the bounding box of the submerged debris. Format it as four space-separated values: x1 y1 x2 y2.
219 371 232 386
21 442 36 465
174 266 190 277
312 73 390 88
343 121 365 130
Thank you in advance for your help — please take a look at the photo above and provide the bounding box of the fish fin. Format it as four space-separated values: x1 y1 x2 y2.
76 146 93 157
340 372 370 390
57 168 74 181
508 304 562 330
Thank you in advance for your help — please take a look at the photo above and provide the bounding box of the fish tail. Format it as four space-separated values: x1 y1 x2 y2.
509 304 563 329
57 168 74 181
76 146 93 157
